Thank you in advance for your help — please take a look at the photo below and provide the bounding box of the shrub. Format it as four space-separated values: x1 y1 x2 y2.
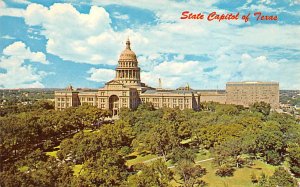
250 172 258 183
215 165 235 177
265 150 282 165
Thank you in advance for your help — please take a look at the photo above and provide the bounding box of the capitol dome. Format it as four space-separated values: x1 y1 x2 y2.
119 38 137 62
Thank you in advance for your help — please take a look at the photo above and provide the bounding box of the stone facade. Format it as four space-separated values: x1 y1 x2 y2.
55 39 280 113
198 91 227 104
55 38 200 114
226 81 279 108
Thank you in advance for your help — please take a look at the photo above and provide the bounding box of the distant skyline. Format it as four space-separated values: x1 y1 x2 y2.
0 0 300 89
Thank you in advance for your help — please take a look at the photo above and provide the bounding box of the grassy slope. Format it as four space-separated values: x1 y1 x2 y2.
201 160 276 187
126 152 157 166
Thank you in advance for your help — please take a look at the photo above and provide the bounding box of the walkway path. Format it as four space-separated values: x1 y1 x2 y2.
143 156 163 163
168 158 214 169
141 156 214 168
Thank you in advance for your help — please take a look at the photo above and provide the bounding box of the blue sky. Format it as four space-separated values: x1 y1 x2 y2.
0 0 299 89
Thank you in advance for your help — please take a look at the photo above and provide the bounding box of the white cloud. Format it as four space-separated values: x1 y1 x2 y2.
0 1 25 17
141 60 206 88
12 0 30 4
289 0 300 5
113 12 129 20
19 2 300 89
87 67 115 82
1 35 15 40
91 0 220 21
0 41 49 88
208 53 300 89
23 3 148 65
3 41 48 65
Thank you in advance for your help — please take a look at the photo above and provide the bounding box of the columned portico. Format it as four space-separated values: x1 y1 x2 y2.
115 38 141 87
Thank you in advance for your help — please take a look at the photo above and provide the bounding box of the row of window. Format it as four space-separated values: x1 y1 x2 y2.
141 98 190 103
57 103 69 107
57 98 71 102
80 97 96 102
119 61 137 67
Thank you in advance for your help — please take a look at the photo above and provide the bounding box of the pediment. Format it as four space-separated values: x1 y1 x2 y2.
105 80 123 85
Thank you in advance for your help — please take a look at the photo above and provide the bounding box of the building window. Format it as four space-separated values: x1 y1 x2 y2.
153 98 159 102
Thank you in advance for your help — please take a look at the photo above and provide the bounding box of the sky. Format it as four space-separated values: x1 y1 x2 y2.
0 0 299 89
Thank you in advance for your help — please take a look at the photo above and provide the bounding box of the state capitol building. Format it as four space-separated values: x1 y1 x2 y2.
55 38 279 115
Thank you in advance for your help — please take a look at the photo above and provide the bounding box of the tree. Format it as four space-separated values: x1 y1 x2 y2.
213 138 243 167
32 100 55 110
168 147 197 164
258 172 269 187
77 149 128 187
176 159 207 187
255 121 284 165
268 167 297 187
23 148 48 169
215 104 239 115
133 122 180 161
288 144 300 177
250 102 271 116
74 105 110 130
200 101 217 112
0 167 25 187
8 157 74 187
129 159 173 187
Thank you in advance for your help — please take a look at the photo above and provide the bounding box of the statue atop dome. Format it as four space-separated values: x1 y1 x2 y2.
119 37 137 62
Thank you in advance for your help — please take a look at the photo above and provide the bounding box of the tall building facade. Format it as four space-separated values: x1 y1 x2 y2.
226 82 279 108
55 39 279 113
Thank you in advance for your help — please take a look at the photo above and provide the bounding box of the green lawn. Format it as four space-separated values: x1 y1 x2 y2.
167 159 277 187
195 150 211 161
18 165 29 172
200 160 276 187
126 152 157 166
73 164 83 176
45 145 60 158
